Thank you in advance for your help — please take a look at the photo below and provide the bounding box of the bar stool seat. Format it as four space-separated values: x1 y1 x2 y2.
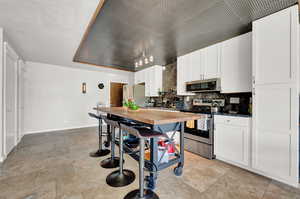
122 123 145 149
122 125 165 199
88 113 110 157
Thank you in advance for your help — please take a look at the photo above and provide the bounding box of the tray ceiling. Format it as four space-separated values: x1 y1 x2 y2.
74 0 298 71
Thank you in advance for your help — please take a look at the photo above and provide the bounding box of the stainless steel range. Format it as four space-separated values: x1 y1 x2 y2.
180 99 225 159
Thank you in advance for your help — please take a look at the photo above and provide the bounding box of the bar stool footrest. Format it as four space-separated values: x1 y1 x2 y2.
89 149 110 158
100 157 122 168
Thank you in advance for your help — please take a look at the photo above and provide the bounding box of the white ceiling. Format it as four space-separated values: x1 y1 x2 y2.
0 0 131 74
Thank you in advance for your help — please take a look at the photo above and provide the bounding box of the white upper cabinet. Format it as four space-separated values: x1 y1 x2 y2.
253 8 297 85
147 65 163 97
177 54 196 95
202 43 220 79
186 50 202 82
252 5 299 186
177 32 252 95
144 68 151 97
220 32 252 93
134 65 163 97
134 70 145 85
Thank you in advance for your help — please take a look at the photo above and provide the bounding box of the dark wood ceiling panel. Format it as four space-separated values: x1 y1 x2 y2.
74 0 298 71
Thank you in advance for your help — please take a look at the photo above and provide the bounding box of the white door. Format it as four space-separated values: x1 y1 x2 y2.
203 43 220 79
252 5 299 186
4 42 19 156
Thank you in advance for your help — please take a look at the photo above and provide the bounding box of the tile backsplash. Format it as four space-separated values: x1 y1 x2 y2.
184 92 252 114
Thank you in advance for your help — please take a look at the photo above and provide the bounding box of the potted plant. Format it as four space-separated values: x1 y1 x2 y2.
123 99 140 111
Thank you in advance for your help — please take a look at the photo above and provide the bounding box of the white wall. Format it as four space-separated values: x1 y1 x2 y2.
0 28 3 161
23 61 134 134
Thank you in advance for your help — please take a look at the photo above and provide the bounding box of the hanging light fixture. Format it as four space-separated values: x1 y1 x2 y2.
135 51 154 67
149 55 154 62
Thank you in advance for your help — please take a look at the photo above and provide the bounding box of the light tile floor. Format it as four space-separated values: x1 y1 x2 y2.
0 127 299 199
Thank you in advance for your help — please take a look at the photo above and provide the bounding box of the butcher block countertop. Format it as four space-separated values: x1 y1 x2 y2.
94 107 201 125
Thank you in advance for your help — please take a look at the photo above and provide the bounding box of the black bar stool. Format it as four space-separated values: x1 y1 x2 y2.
100 116 121 168
122 124 164 199
88 113 110 157
106 120 136 187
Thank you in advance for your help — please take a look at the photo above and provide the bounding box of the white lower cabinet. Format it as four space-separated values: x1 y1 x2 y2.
214 115 251 168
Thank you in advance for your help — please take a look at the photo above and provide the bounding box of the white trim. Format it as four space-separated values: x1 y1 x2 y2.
23 124 100 135
2 41 19 157
216 157 299 188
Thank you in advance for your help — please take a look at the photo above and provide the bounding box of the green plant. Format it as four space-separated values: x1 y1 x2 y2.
123 100 139 110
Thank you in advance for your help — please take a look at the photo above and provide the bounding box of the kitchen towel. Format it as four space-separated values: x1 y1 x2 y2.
186 120 195 128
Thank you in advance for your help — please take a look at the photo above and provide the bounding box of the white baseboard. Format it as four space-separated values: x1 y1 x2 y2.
24 124 100 135
216 156 299 188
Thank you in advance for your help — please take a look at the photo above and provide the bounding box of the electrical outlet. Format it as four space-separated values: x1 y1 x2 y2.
230 97 240 104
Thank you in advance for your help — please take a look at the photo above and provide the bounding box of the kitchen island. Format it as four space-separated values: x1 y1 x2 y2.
94 107 201 189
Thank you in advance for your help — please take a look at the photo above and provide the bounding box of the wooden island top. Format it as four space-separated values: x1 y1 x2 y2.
94 107 201 125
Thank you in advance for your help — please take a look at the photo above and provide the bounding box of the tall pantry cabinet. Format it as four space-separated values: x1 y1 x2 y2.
252 5 299 186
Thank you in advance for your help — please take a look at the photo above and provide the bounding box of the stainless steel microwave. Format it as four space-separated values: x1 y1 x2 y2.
186 78 221 92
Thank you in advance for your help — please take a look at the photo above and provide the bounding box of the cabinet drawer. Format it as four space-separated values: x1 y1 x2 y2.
214 115 250 126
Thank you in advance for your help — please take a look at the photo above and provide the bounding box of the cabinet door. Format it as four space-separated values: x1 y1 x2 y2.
252 5 299 186
253 7 296 85
177 56 185 95
176 55 194 95
144 68 151 97
148 66 162 97
220 32 252 93
152 66 163 96
134 72 139 84
187 50 202 81
214 123 249 167
203 43 220 79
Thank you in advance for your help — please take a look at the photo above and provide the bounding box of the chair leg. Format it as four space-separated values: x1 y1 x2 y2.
100 127 120 168
106 128 135 187
90 119 110 157
123 138 159 199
